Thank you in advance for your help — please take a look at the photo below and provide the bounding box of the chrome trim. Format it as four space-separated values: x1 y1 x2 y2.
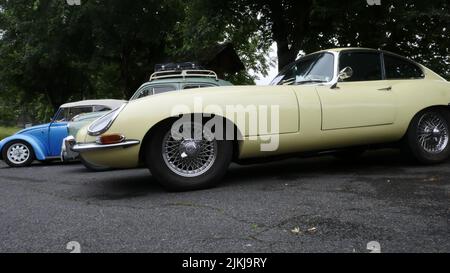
71 140 140 152
87 104 127 136
61 135 77 162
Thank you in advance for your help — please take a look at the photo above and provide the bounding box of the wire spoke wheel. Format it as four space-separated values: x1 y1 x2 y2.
7 143 31 165
417 113 449 154
162 124 217 178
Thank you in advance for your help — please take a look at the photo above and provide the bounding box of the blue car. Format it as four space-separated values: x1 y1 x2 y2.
0 100 125 167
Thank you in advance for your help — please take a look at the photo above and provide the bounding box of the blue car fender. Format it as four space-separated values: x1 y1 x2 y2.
0 135 47 161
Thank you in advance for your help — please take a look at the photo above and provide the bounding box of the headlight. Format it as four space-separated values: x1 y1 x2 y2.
88 104 126 136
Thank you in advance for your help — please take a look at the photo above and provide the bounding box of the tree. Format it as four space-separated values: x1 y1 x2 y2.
166 0 273 83
188 0 449 78
0 0 186 110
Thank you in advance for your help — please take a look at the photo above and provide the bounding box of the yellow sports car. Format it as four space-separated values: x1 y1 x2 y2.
72 48 450 191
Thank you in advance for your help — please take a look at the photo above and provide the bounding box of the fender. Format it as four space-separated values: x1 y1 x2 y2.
0 134 48 161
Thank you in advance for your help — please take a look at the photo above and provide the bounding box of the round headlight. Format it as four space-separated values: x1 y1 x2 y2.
88 104 126 136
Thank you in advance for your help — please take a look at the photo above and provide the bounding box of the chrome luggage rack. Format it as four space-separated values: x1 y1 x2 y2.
149 70 218 81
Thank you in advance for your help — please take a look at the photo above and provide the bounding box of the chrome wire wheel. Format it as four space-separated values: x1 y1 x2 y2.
7 143 31 165
417 113 449 154
162 126 217 178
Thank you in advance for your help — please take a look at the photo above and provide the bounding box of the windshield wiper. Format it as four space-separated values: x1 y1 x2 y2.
296 80 328 85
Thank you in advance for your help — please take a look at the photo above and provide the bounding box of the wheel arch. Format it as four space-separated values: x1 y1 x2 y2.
401 105 450 140
0 135 46 161
138 114 243 164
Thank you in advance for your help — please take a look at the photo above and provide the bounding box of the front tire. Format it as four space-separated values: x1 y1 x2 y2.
2 140 35 167
146 120 233 191
404 109 450 164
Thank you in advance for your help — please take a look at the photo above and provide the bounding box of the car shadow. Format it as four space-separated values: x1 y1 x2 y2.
81 148 450 200
90 174 165 200
221 149 417 187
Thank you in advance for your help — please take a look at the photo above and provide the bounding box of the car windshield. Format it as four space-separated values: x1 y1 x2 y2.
53 106 94 122
270 52 335 85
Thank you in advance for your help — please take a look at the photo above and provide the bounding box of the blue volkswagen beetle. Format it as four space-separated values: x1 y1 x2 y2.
0 99 125 167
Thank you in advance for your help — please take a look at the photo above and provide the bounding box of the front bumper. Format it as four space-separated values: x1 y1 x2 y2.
71 139 140 152
61 136 78 162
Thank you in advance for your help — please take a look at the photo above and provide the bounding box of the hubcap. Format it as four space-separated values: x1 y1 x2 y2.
162 125 217 177
7 144 30 165
417 113 449 154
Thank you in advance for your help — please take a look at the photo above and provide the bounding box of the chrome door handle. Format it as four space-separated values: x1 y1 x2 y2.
377 86 392 91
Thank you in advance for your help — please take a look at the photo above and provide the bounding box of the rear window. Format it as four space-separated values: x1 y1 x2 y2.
384 54 424 79
183 84 215 90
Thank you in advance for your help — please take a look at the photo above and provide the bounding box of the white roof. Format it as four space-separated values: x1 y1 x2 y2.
60 99 126 109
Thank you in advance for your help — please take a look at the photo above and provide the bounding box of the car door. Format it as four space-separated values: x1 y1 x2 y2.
317 50 397 130
48 121 69 157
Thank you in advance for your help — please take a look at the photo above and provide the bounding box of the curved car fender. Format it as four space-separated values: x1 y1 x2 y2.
109 85 300 141
0 134 47 161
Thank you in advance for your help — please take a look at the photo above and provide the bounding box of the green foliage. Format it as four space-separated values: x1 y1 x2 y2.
166 0 273 85
185 0 449 78
0 0 448 127
0 126 21 140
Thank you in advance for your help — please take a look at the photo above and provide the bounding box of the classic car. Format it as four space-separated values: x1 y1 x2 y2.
61 110 113 162
64 66 233 170
71 48 450 191
0 99 125 167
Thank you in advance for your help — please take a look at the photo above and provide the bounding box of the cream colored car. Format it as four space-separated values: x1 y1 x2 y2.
72 48 450 191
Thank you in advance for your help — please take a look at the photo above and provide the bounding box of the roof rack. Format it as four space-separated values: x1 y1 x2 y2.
149 69 219 81
155 62 201 72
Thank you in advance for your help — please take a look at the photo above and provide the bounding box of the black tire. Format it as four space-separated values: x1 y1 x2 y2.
2 140 35 167
80 155 112 172
403 109 450 164
333 147 366 161
146 120 233 191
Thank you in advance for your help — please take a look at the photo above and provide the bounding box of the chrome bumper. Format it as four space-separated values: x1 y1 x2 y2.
61 136 78 162
71 140 140 152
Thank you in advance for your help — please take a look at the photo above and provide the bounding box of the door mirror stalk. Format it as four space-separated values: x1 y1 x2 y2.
331 67 353 89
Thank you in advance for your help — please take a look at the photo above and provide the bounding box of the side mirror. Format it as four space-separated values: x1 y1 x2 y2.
331 66 353 89
338 66 353 80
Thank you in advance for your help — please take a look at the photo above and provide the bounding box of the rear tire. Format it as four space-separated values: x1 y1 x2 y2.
146 120 233 191
2 140 35 167
403 109 450 164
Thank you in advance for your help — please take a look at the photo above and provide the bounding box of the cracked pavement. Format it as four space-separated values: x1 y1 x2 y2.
0 149 449 253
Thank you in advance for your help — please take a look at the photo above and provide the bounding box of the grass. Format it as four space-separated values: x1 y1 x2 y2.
0 126 21 140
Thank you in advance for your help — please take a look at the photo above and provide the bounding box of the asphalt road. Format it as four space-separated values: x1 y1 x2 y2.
0 149 448 253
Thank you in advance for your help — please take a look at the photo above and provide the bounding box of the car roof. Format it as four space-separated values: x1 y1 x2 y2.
60 99 126 109
308 47 420 65
319 47 407 58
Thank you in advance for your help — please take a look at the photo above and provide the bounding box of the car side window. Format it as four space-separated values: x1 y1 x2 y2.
384 54 424 79
67 107 94 121
183 84 215 90
134 85 177 99
93 105 111 112
339 52 382 82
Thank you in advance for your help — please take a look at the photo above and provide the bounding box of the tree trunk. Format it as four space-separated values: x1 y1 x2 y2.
265 0 313 71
